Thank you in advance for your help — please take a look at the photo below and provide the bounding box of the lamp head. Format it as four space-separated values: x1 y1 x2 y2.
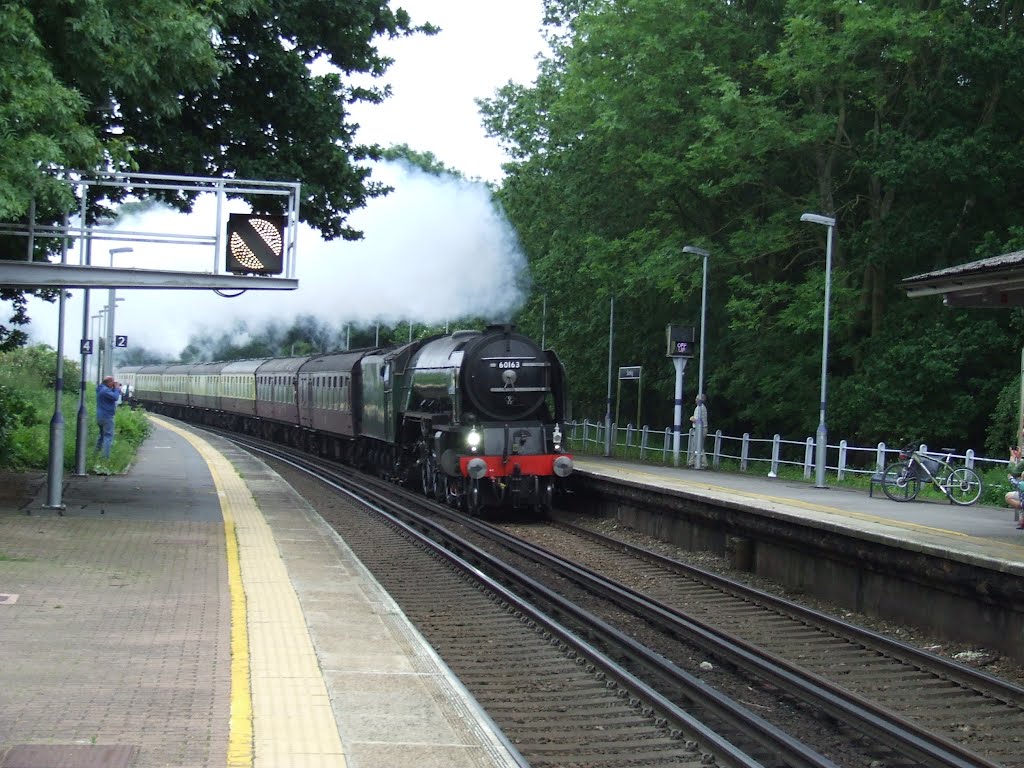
800 213 836 227
682 245 710 258
108 247 134 255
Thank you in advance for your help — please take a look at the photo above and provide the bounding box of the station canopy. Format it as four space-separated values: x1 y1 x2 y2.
901 250 1024 308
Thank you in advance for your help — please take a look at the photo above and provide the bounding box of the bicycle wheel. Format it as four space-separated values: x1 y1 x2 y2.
881 461 920 502
947 467 983 506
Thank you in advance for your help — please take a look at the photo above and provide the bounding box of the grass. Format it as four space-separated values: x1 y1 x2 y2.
0 345 151 473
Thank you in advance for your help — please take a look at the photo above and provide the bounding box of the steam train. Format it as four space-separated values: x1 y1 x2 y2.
120 324 574 515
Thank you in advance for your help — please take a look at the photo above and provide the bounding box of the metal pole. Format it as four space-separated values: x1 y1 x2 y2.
1018 346 1023 447
636 370 642 428
604 297 614 457
672 357 686 467
105 247 132 378
815 224 834 489
74 237 93 476
105 288 116 378
44 213 71 511
94 311 106 386
801 213 836 489
684 245 711 470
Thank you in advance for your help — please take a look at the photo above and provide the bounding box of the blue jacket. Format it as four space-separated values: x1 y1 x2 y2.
96 383 121 420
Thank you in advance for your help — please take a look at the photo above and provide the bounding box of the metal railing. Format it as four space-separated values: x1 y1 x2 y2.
566 420 1002 479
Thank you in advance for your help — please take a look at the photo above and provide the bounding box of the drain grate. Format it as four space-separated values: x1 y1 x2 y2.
1 744 138 768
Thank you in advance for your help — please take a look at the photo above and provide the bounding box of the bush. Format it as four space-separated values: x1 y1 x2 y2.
0 346 149 471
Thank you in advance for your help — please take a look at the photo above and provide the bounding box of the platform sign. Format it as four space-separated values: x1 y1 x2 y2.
80 339 93 355
618 365 641 380
615 365 643 428
666 324 696 358
115 335 128 348
226 213 287 275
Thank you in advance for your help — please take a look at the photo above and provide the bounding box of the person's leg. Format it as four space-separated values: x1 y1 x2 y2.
98 418 114 458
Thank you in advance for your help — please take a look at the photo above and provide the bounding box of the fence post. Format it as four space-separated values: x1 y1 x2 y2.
769 434 781 478
838 439 848 480
626 423 634 448
876 442 887 473
740 433 750 471
663 427 671 463
965 448 975 469
804 438 814 479
713 430 722 469
640 426 649 459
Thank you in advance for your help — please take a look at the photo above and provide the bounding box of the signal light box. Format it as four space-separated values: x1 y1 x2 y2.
226 214 287 275
666 324 696 357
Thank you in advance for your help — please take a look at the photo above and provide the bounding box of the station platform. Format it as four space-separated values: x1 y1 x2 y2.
574 455 1024 568
0 416 524 768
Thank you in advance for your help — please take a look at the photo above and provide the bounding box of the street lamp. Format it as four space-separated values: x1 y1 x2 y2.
683 245 710 469
800 212 836 489
105 248 133 378
93 310 107 386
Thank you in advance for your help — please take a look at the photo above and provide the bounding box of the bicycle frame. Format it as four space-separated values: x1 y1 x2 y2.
907 449 954 493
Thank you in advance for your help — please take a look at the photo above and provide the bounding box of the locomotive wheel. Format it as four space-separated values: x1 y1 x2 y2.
536 479 553 516
421 461 433 498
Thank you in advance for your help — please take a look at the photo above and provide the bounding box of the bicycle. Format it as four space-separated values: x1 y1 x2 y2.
880 444 983 506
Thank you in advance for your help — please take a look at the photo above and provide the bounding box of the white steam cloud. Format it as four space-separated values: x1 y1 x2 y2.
19 161 531 357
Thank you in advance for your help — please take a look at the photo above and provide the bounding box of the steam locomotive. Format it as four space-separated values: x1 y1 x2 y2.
121 324 573 515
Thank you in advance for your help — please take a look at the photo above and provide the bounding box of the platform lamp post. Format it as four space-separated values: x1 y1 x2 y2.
105 247 133 377
800 213 836 489
74 237 95 476
93 309 107 386
682 245 710 469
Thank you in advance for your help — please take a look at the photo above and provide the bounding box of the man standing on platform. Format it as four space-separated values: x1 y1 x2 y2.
95 375 122 460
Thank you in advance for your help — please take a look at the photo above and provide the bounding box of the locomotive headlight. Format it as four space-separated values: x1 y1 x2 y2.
467 457 488 479
552 424 563 451
553 456 573 478
467 427 482 451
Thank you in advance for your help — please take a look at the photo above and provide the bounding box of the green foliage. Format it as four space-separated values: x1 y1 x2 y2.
0 345 148 470
381 144 465 178
488 0 1024 453
0 344 81 394
2 1 438 344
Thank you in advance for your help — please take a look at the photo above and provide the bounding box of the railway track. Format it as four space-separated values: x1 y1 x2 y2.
503 519 1024 767
215 429 1023 766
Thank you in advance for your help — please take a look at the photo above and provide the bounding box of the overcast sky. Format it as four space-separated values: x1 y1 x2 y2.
20 0 549 358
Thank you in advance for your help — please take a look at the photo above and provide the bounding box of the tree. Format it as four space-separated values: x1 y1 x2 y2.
0 0 436 348
484 0 1024 449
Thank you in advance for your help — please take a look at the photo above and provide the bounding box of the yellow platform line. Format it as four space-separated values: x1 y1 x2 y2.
151 416 346 768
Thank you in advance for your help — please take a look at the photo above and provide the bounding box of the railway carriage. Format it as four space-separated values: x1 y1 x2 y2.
219 359 264 419
189 361 227 413
296 350 373 460
254 356 309 440
135 363 171 405
159 363 195 412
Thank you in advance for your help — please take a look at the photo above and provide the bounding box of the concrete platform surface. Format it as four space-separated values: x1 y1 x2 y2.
0 416 523 768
